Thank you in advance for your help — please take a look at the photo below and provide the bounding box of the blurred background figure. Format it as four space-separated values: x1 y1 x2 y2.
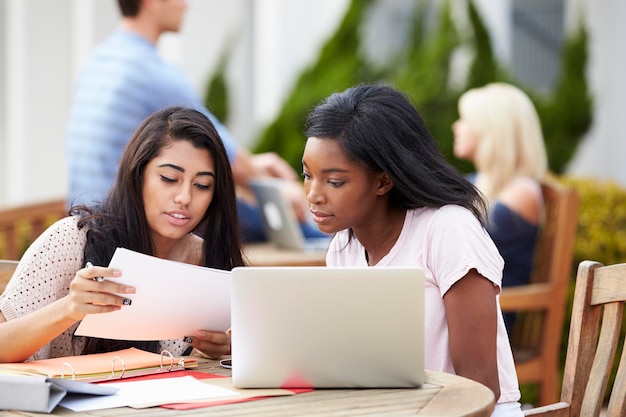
65 0 324 242
452 82 548 335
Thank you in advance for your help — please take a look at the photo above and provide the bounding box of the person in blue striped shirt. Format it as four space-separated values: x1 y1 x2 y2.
65 0 325 243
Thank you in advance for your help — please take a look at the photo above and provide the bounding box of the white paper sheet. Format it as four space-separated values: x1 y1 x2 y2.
75 248 231 340
59 376 239 411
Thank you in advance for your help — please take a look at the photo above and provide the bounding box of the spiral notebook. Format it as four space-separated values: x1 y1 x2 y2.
0 348 196 383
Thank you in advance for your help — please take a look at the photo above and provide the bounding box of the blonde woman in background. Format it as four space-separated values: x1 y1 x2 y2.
452 82 548 335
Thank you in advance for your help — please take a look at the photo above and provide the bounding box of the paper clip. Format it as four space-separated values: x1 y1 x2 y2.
111 356 125 379
61 362 76 380
160 350 174 372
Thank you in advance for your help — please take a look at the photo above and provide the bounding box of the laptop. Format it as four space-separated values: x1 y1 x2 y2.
248 178 331 251
230 266 425 389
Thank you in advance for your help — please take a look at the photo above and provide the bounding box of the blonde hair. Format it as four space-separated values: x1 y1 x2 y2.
458 82 548 201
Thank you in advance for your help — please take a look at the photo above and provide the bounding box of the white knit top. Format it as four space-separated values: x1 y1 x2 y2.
0 216 189 361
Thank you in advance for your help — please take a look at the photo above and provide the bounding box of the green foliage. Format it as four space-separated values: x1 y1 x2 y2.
203 0 592 179
465 0 505 89
533 24 593 174
252 0 377 169
392 1 463 170
563 176 626 269
394 1 459 103
204 39 235 124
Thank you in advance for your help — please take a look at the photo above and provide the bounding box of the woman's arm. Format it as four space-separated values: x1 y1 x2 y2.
0 264 133 363
443 268 501 399
231 148 309 222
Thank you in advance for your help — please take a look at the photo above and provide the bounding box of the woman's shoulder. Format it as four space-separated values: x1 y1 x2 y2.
45 215 86 240
410 205 476 221
404 206 484 238
496 177 542 225
23 216 88 257
42 215 83 236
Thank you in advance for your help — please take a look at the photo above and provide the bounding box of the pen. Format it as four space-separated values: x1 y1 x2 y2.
86 261 105 282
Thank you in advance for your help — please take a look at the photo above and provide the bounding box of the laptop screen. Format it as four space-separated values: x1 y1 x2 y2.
230 266 425 388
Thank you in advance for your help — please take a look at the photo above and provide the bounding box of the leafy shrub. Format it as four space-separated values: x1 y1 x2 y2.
532 24 593 174
208 0 591 178
562 176 626 266
251 0 376 168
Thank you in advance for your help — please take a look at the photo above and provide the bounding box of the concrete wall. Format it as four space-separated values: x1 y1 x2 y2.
0 0 624 208
0 0 348 207
565 0 626 182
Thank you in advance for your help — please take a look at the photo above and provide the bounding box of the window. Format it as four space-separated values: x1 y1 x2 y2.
511 0 564 92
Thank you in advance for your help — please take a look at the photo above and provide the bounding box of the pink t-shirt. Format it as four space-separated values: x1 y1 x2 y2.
326 205 521 404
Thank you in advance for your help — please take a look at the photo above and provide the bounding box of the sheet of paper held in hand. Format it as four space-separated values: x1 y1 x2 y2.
75 248 231 340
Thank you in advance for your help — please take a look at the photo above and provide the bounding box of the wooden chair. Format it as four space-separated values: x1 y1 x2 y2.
0 259 19 295
499 179 579 406
0 199 67 260
523 260 626 417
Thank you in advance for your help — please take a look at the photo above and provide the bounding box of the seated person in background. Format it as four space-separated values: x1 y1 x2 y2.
302 84 523 417
65 0 324 243
452 82 548 335
0 107 241 363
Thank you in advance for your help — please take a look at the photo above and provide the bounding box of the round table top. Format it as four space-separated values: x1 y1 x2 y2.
1 357 494 417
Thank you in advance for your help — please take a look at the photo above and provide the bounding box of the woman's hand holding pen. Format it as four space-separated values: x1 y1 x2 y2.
62 262 135 321
185 329 231 360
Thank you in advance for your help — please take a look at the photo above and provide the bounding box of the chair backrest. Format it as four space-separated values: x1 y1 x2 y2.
499 178 579 406
0 199 67 260
524 261 626 417
511 179 580 344
563 261 626 417
0 259 19 295
531 180 579 285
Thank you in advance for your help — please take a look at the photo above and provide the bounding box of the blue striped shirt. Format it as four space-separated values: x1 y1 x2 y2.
65 29 237 207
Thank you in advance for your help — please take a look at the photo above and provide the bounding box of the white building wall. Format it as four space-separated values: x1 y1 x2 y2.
566 0 626 183
0 0 348 207
473 0 512 65
3 0 72 205
0 0 624 208
474 0 626 184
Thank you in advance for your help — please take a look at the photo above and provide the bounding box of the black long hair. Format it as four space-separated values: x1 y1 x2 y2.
72 106 244 354
305 84 487 225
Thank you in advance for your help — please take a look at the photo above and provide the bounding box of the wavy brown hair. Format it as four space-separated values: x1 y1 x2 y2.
72 106 244 354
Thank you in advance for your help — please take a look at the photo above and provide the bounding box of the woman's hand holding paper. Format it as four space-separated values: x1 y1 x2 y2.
64 264 134 321
186 329 231 360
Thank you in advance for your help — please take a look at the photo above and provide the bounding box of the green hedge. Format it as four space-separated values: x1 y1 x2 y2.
563 177 626 404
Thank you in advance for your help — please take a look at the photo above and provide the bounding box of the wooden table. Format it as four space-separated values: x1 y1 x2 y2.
243 242 326 266
3 358 495 417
